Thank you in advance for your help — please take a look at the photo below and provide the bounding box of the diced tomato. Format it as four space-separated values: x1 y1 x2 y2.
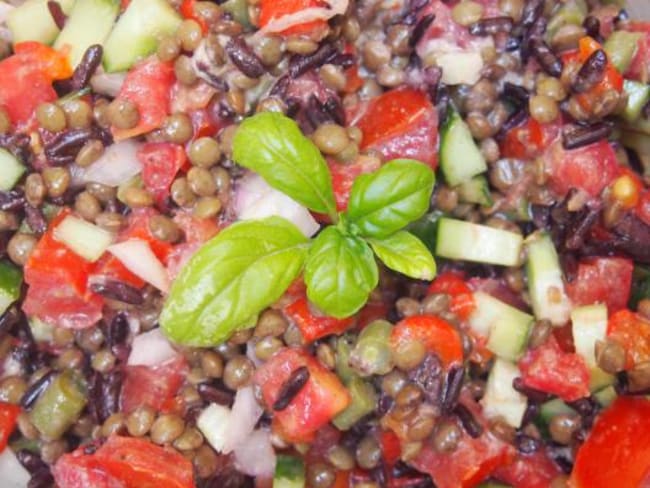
500 117 562 160
258 0 328 36
121 208 174 263
253 348 350 443
428 272 476 320
493 451 561 488
166 212 221 280
120 356 188 413
284 297 355 343
545 139 620 198
53 435 194 488
411 427 514 488
23 209 103 329
328 155 381 212
565 257 633 313
637 189 650 227
351 88 439 168
571 397 650 488
357 299 389 329
91 254 146 289
518 336 590 402
332 471 351 488
180 0 207 33
391 315 463 367
626 22 650 83
138 143 187 205
0 402 20 453
0 42 72 128
170 81 216 114
607 309 650 370
112 58 175 141
380 430 402 467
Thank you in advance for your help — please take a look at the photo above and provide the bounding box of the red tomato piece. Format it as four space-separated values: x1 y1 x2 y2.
352 88 439 168
328 155 381 212
91 254 146 289
545 139 619 198
428 272 476 320
518 336 590 402
565 257 633 313
391 315 463 367
53 435 194 488
626 22 650 83
23 210 103 329
500 117 562 160
284 297 355 343
493 451 561 488
411 429 513 488
180 0 207 33
120 356 188 413
138 143 187 205
121 208 174 263
0 402 20 453
571 397 650 488
166 212 221 280
258 0 328 36
607 309 650 370
111 58 174 140
380 430 402 467
637 189 650 226
13 42 73 80
253 348 350 443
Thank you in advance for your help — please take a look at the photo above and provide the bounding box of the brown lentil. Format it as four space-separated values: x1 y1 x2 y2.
148 214 181 243
316 343 336 369
193 444 219 478
212 166 231 195
17 412 39 440
395 383 423 409
638 298 650 320
7 233 37 266
76 327 104 353
193 196 222 218
254 35 283 66
52 327 75 348
529 94 559 123
595 339 626 374
307 462 336 488
122 186 154 208
499 0 523 22
187 166 217 197
537 76 567 101
0 108 10 133
255 309 288 337
95 212 125 232
157 36 181 62
549 413 581 445
174 55 198 85
356 435 381 469
171 177 197 207
223 355 255 390
489 417 516 443
107 98 140 130
188 137 221 167
56 347 85 369
229 327 253 345
396 297 421 318
363 40 391 72
326 445 355 470
43 167 70 198
254 335 284 361
36 102 67 132
150 413 185 444
163 113 193 144
86 182 116 203
173 427 204 451
466 112 493 140
528 319 552 349
381 369 408 397
177 19 203 52
75 139 104 167
126 405 156 437
407 408 436 441
0 212 18 232
24 173 47 207
392 337 427 371
0 376 27 404
432 420 462 453
74 191 102 222
91 349 116 373
285 37 318 55
312 123 350 156
62 99 92 129
319 64 347 91
101 413 126 437
452 1 484 26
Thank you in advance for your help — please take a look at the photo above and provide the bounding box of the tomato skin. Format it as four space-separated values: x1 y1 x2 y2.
571 397 650 488
23 210 103 329
352 88 439 168
0 402 20 453
120 356 188 413
138 143 187 205
283 297 354 343
546 139 619 198
518 336 590 402
253 348 350 443
391 315 463 367
607 309 650 370
500 117 562 160
565 257 633 313
626 22 650 83
428 272 476 320
258 0 328 36
328 155 381 212
180 0 207 33
111 59 175 140
493 451 561 488
53 435 194 488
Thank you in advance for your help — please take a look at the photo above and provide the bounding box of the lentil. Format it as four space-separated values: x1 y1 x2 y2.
223 355 255 390
356 436 381 469
7 233 37 266
107 98 140 130
150 413 185 444
432 420 462 453
188 137 221 167
126 405 156 437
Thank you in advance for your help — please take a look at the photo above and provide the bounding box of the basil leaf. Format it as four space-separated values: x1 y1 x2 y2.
160 217 309 346
346 159 435 238
232 112 337 219
368 231 437 280
305 226 378 318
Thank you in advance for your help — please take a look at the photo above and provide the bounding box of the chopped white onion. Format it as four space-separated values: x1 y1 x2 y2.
221 386 264 454
108 239 170 293
234 429 276 478
53 215 114 262
197 403 232 453
255 0 348 36
90 71 126 97
419 39 489 86
0 3 14 24
81 140 142 187
1 354 22 379
235 173 319 237
127 328 178 367
0 447 31 488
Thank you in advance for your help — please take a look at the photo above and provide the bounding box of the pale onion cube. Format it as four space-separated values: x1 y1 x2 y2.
53 215 114 262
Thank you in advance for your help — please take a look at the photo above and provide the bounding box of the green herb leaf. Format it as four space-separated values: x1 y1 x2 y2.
305 226 378 318
160 217 309 346
232 112 337 219
346 159 435 238
368 231 437 280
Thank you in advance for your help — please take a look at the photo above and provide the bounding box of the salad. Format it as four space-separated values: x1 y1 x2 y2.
0 0 649 486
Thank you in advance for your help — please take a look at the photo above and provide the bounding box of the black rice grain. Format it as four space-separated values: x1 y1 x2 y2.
409 14 435 47
583 16 601 40
454 403 483 438
225 37 266 78
572 49 607 93
529 38 563 77
24 205 47 236
561 122 611 150
28 469 54 488
512 377 551 403
468 17 514 36
20 370 55 409
197 382 235 407
289 43 337 78
16 450 48 474
441 365 465 413
90 279 145 305
0 190 25 211
273 365 309 411
71 45 104 90
521 0 544 27
515 433 542 453
47 1 66 30
409 354 443 405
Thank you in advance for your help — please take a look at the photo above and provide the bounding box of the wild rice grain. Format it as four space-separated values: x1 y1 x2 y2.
273 366 310 411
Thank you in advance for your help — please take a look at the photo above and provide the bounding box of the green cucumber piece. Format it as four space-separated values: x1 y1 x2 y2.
332 377 377 430
525 233 571 326
481 358 528 428
7 0 75 45
622 80 650 123
571 304 614 391
54 0 119 67
593 385 617 408
407 210 445 253
604 31 642 74
620 131 650 177
546 0 587 40
0 261 22 316
469 292 533 361
221 0 250 26
456 175 493 207
273 455 305 488
0 148 26 191
440 107 487 186
435 218 523 266
538 398 575 425
102 0 182 72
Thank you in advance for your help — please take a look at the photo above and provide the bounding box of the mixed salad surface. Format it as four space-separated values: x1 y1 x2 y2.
0 0 649 486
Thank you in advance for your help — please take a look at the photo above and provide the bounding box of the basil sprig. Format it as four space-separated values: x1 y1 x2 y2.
161 113 437 344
